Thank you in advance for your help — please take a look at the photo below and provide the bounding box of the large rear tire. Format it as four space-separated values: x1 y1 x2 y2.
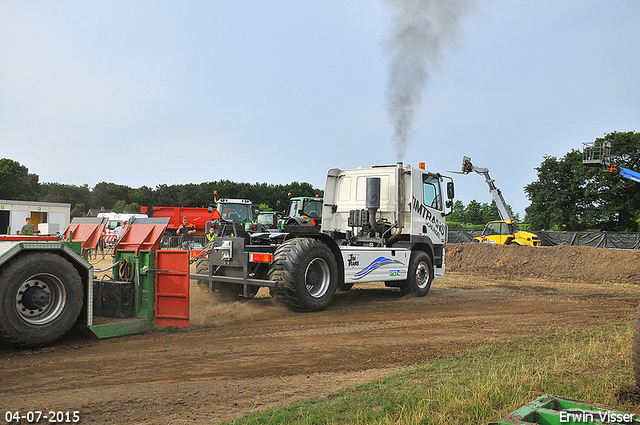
633 304 640 389
0 253 84 348
399 251 433 297
268 238 338 312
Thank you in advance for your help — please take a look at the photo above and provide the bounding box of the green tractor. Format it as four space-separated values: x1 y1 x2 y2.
283 196 323 228
210 198 253 236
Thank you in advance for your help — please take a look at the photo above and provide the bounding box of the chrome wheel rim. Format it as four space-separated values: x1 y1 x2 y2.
15 274 67 325
305 258 330 298
415 261 430 289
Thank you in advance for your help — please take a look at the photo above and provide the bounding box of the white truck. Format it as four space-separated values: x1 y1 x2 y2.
193 162 455 311
96 212 148 242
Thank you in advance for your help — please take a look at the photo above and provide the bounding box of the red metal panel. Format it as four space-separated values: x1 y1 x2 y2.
154 250 190 327
63 222 105 250
114 223 166 254
140 206 221 233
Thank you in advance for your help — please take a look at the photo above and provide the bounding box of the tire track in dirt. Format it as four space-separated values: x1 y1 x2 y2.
2 246 640 425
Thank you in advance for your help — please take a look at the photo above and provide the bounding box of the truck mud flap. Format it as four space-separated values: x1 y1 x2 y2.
154 250 190 327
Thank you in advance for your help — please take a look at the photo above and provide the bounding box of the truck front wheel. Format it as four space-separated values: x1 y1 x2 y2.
269 238 338 312
400 251 433 297
0 253 84 348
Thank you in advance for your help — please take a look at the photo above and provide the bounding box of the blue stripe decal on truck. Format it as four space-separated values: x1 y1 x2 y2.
353 256 405 280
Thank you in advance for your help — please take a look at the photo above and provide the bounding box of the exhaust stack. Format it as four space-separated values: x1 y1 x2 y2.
387 162 404 246
366 177 381 233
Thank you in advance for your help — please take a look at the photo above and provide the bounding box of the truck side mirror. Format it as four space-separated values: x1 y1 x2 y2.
447 182 455 199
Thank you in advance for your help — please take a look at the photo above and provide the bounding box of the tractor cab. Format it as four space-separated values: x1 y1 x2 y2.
285 197 323 227
216 199 253 224
256 211 283 231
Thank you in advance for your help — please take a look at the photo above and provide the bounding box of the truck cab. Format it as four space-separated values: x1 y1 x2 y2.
194 162 455 312
322 162 454 280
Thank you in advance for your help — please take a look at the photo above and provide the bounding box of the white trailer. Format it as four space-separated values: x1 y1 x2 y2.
96 212 149 236
0 200 71 235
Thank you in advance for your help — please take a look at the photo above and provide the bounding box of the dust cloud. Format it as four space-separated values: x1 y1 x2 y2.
189 285 286 327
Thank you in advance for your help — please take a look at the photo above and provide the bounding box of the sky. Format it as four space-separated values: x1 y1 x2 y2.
1 1 638 218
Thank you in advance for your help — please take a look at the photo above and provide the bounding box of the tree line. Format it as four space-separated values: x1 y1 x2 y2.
447 200 518 229
449 130 640 232
443 130 640 231
0 159 322 218
3 129 639 231
525 131 640 232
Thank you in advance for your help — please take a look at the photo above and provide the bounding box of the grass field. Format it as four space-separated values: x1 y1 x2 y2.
225 318 638 425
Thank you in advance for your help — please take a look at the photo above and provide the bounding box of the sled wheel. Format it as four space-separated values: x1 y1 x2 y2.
0 253 84 348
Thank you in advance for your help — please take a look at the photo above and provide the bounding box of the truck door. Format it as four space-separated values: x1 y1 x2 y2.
422 174 443 210
154 250 190 327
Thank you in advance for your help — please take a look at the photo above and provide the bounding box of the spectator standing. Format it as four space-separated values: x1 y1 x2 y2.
114 221 126 239
176 216 196 250
206 224 216 242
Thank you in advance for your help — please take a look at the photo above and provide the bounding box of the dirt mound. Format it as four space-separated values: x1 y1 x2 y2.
446 243 640 284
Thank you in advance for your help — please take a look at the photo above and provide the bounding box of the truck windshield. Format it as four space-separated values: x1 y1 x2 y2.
105 221 120 231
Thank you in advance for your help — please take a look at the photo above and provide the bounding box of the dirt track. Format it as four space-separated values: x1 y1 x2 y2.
1 244 640 424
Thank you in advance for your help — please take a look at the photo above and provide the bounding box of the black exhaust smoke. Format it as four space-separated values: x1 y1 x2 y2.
384 0 474 161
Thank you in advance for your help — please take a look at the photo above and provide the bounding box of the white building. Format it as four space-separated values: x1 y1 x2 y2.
0 200 71 235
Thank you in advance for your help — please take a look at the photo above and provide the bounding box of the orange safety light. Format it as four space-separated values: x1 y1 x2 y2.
419 162 425 170
249 252 274 263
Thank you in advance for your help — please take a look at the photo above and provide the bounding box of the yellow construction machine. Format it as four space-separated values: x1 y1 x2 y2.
458 156 540 246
